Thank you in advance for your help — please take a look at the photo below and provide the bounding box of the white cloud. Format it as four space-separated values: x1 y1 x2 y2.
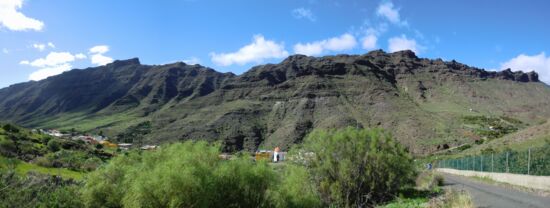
89 45 109 54
182 57 200 65
376 1 407 26
294 33 357 56
20 51 87 81
20 45 110 80
292 8 316 22
210 35 289 66
0 0 44 31
28 63 71 81
75 53 86 59
500 52 550 84
361 34 377 50
88 45 113 66
388 35 424 54
33 43 45 51
23 52 78 67
32 42 55 51
90 53 113 66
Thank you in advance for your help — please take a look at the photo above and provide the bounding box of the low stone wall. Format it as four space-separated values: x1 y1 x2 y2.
437 168 550 191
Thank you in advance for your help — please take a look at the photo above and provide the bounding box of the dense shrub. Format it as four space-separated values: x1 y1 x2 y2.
416 171 444 192
82 141 281 208
2 123 20 133
47 139 61 152
268 164 322 208
0 138 16 156
290 128 415 207
0 170 83 208
75 128 415 207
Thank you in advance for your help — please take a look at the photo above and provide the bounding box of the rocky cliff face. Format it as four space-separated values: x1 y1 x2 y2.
1 50 549 154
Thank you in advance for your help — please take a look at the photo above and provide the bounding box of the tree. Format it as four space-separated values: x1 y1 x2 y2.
290 128 415 207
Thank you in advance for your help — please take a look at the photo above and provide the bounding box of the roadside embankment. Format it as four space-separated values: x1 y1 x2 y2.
437 168 550 191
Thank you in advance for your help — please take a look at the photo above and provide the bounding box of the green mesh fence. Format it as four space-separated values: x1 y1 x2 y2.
437 147 550 176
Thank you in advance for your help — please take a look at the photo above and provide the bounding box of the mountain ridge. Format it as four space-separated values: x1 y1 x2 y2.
1 50 549 154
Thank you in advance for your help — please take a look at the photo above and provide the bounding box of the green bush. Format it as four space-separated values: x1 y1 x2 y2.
82 157 103 171
34 156 53 167
0 170 83 208
82 141 281 208
458 144 471 151
269 164 322 208
2 123 20 133
0 138 16 156
95 143 103 149
290 128 415 207
47 139 61 152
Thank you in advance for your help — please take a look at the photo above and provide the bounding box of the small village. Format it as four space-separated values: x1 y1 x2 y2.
35 129 158 151
36 128 288 162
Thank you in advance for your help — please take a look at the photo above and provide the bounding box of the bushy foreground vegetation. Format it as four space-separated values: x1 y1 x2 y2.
82 141 284 207
1 128 416 207
82 128 415 207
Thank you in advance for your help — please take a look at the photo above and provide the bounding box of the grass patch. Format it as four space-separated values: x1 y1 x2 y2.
378 171 443 207
416 171 444 192
378 197 428 208
0 156 84 180
428 189 474 208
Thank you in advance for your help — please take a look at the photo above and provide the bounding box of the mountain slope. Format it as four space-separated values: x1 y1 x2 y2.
1 50 549 154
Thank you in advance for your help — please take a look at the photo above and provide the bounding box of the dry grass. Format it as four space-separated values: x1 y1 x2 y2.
416 171 444 191
428 189 474 208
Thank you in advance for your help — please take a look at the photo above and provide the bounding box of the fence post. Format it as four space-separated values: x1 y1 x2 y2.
481 155 483 172
491 153 495 172
528 148 531 175
506 151 509 173
473 156 475 171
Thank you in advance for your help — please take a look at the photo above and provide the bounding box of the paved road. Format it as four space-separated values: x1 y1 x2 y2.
442 173 550 208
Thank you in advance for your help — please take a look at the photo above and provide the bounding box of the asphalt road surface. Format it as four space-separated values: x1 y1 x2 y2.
442 173 550 208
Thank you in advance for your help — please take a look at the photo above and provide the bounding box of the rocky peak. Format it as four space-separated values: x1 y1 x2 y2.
366 49 387 56
389 50 418 59
282 54 310 64
107 58 141 68
495 68 539 82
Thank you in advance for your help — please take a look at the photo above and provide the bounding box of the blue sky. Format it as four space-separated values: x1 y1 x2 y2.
1 0 549 88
